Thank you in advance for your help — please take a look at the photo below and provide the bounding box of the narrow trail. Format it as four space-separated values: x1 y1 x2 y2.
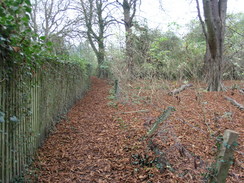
33 77 137 182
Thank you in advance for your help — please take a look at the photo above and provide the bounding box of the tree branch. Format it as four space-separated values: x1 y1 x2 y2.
195 0 208 40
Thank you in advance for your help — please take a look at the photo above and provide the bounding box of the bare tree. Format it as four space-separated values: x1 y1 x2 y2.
196 0 228 91
76 0 114 78
115 0 140 77
30 0 76 54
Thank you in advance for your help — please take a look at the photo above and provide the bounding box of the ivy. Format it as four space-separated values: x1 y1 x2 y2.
10 116 19 123
0 0 53 69
0 111 5 123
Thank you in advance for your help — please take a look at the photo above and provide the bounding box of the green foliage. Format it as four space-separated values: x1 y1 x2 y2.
0 0 36 60
98 60 112 78
131 153 154 167
224 13 244 79
65 54 89 74
109 14 243 81
120 21 205 80
0 2 50 86
203 164 218 183
69 42 97 75
215 135 223 151
106 43 126 80
0 0 77 68
149 31 184 79
181 21 205 79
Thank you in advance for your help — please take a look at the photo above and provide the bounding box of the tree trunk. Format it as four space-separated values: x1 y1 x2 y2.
123 0 136 78
80 0 111 79
97 46 105 78
125 34 134 78
206 56 223 91
201 0 228 91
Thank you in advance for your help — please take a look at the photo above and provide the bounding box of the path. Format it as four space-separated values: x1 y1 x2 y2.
32 77 141 183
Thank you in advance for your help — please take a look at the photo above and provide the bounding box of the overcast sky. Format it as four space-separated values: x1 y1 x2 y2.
139 0 244 32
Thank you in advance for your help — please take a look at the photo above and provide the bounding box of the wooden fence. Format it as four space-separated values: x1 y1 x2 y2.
0 61 91 182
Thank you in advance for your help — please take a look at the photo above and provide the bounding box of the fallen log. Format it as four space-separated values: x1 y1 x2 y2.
144 107 175 173
147 106 175 138
168 83 193 95
224 96 244 110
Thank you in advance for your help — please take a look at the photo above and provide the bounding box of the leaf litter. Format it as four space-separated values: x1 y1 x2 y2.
30 77 244 183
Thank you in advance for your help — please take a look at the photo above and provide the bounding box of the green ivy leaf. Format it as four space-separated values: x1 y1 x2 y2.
223 142 231 149
232 141 239 147
11 6 19 12
10 116 19 123
21 15 30 22
0 7 5 16
46 41 53 47
25 0 31 6
0 111 5 123
39 36 46 41
24 6 32 13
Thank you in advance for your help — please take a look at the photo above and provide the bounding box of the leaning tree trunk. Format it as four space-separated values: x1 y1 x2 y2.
201 0 228 91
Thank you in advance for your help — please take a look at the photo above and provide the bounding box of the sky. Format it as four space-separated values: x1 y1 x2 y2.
139 0 244 32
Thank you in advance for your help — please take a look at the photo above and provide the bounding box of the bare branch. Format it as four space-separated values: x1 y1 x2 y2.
195 0 208 40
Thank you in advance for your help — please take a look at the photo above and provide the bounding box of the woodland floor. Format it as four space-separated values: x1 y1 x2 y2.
29 77 243 183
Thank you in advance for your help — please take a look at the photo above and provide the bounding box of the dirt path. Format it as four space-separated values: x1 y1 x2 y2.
32 77 142 183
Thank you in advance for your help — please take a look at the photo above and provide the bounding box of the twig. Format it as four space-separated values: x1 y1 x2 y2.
195 0 208 40
178 119 207 135
224 96 244 110
168 84 193 95
137 86 142 96
0 78 6 83
239 89 244 95
196 93 213 134
119 109 149 114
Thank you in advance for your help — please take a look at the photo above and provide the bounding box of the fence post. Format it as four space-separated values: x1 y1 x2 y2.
214 129 239 183
114 79 119 99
